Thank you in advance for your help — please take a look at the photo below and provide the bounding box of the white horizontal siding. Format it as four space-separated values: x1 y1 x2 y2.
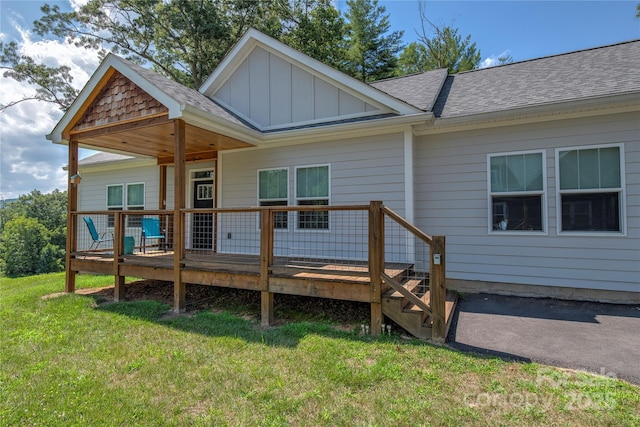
221 132 406 212
415 112 640 293
78 164 160 211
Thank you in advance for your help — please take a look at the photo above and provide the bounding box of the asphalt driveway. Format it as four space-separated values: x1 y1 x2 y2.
447 293 640 385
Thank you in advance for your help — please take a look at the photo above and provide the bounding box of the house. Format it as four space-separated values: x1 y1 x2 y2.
49 29 640 340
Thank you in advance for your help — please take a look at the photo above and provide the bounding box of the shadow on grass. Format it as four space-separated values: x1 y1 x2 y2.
97 299 390 349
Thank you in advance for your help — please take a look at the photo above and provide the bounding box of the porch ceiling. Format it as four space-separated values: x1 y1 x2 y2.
68 114 253 164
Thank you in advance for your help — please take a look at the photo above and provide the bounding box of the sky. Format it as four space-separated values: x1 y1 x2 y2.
0 0 638 200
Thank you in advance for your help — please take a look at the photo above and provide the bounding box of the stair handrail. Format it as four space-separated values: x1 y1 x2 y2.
378 205 447 343
380 207 433 246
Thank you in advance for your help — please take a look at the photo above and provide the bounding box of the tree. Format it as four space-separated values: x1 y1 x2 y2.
343 0 404 82
398 1 480 75
0 41 79 111
1 0 286 111
1 217 48 276
1 0 353 112
280 0 347 71
0 190 67 275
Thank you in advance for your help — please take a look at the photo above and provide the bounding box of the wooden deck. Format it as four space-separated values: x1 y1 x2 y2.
70 250 409 303
67 204 453 341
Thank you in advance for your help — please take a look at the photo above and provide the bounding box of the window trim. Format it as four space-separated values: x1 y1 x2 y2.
294 164 331 232
106 184 124 228
257 167 289 230
555 143 626 236
487 150 547 235
126 182 146 210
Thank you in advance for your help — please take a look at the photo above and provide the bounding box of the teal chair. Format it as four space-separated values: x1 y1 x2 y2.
83 217 113 251
141 217 165 253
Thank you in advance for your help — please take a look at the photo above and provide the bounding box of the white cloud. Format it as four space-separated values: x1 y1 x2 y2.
0 23 102 200
480 49 512 69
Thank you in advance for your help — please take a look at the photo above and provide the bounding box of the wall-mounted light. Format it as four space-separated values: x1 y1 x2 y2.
70 172 82 185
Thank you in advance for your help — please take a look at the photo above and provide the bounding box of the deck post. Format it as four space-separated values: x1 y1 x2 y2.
260 208 274 326
173 119 186 312
430 235 446 343
65 139 79 293
369 201 384 336
113 211 125 301
159 165 167 250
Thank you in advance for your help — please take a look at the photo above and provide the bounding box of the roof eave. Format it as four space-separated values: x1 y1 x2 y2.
416 92 640 135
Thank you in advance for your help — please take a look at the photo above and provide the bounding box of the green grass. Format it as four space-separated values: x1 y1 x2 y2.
1 273 638 426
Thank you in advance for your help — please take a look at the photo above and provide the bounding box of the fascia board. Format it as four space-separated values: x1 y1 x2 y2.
416 93 640 135
180 106 262 145
199 29 422 115
255 113 433 147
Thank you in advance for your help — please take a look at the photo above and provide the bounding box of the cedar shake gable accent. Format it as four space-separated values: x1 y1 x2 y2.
73 71 168 131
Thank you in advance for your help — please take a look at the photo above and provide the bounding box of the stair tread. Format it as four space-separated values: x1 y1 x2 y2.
384 278 425 298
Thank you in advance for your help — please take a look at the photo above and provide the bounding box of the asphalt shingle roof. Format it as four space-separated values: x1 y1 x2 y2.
369 69 448 111
432 40 640 118
116 57 254 129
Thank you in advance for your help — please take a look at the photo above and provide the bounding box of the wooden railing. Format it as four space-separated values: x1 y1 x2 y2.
379 204 447 342
69 202 446 339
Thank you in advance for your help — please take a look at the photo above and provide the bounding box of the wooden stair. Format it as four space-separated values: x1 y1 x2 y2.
381 270 457 341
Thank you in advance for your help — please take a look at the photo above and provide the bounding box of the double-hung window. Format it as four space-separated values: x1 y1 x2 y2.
107 185 124 227
258 168 288 229
106 183 145 227
126 183 145 227
557 144 623 233
296 165 329 230
489 151 545 232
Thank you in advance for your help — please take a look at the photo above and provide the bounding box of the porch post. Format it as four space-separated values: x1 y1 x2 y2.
159 165 168 250
430 235 446 343
368 201 384 336
113 211 125 301
260 208 274 326
173 119 186 312
65 139 79 293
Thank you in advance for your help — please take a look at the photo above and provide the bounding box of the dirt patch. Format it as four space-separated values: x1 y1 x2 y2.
68 280 371 328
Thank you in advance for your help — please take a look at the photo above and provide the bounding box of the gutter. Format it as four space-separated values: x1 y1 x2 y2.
415 92 640 135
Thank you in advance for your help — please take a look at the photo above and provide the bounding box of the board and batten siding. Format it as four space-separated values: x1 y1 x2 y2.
213 46 381 129
414 112 640 293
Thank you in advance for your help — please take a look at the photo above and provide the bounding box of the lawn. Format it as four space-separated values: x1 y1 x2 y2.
1 273 638 426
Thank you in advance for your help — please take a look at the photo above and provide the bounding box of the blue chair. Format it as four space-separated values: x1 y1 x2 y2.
83 217 113 251
141 217 165 253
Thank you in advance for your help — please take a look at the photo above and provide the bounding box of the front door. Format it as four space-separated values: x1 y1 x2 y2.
192 178 213 249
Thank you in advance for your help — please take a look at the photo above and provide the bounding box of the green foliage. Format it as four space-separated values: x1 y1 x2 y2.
280 0 347 72
0 189 67 276
0 40 79 111
344 0 404 82
398 1 481 76
1 217 48 276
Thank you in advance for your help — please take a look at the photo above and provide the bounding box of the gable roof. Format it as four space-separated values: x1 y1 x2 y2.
369 69 448 111
48 54 257 146
432 40 640 119
199 28 423 118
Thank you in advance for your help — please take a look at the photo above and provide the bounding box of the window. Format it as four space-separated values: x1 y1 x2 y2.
296 165 329 229
258 168 288 229
107 185 123 227
489 151 544 232
126 183 145 227
557 145 623 233
106 183 145 227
